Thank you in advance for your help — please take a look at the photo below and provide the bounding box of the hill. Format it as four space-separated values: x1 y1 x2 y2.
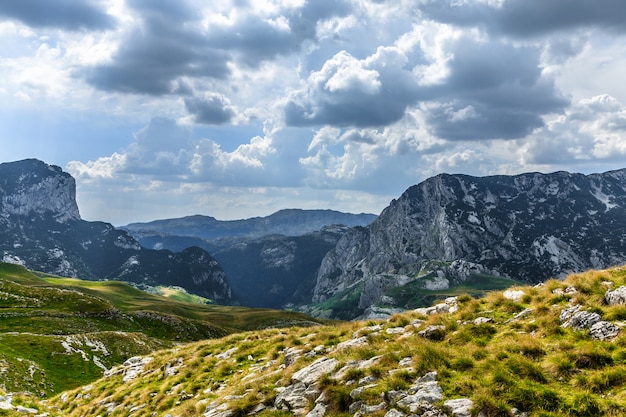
6 265 626 416
0 262 324 397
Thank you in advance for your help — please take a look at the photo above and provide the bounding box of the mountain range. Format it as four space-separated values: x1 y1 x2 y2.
3 158 626 321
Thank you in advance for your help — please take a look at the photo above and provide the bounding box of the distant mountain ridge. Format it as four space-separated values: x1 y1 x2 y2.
0 159 232 302
312 169 626 318
123 209 376 310
122 209 377 240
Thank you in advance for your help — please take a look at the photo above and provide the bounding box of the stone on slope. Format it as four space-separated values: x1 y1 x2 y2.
292 357 340 385
606 286 626 306
589 321 620 341
444 398 474 417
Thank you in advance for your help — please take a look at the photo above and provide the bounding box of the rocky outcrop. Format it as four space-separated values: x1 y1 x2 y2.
314 169 626 319
0 159 233 302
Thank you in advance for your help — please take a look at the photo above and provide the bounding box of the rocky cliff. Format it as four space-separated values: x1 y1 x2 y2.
314 169 626 318
0 159 232 302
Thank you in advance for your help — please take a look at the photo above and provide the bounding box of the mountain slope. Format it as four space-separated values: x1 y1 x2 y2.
123 209 377 240
22 265 626 417
313 169 626 318
0 262 324 396
0 159 232 302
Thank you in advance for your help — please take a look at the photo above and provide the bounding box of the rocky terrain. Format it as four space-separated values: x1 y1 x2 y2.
313 169 626 319
0 159 232 302
6 265 626 416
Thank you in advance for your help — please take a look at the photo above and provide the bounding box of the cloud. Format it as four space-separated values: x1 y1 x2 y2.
421 35 569 140
419 0 626 38
285 46 421 127
85 5 231 95
521 95 626 167
69 117 287 187
203 0 351 66
0 0 115 31
83 0 353 96
184 93 237 125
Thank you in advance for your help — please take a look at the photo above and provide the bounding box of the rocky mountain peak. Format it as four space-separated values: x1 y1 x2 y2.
0 159 80 223
313 169 626 319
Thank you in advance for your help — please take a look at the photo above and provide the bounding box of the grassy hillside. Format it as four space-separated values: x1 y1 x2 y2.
0 263 324 396
11 265 623 417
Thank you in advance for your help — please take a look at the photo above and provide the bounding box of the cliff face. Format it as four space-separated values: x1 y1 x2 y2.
314 169 626 318
0 159 232 302
0 158 80 223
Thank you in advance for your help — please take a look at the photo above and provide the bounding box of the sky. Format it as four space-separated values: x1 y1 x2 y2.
1 0 626 226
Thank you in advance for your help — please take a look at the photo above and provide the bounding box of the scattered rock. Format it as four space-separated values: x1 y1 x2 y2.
0 394 13 411
589 321 620 341
203 402 233 417
283 347 303 366
385 327 405 335
350 384 378 399
398 357 413 368
605 286 626 306
384 409 406 417
444 398 474 417
354 325 383 337
559 305 581 323
552 286 578 296
216 347 238 360
104 356 153 382
418 325 446 341
503 290 525 302
337 336 368 350
562 310 601 331
473 317 493 325
512 308 533 320
164 357 184 377
16 405 38 414
292 357 339 385
394 372 444 412
414 297 458 316
275 383 312 415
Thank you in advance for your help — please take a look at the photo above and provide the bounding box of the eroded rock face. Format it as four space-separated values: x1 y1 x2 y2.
313 169 626 319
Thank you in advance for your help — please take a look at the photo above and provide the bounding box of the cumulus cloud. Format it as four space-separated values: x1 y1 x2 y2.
521 95 626 167
0 0 115 31
285 46 420 127
184 93 237 125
